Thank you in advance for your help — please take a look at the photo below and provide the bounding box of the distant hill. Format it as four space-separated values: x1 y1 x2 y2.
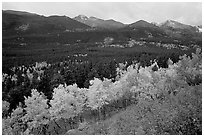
128 20 158 28
159 20 201 38
2 10 91 36
120 20 167 38
159 20 197 31
73 15 125 29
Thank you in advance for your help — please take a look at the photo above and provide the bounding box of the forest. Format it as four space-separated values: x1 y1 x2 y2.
2 47 202 135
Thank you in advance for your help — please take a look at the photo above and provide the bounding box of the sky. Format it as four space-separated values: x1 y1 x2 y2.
2 2 202 26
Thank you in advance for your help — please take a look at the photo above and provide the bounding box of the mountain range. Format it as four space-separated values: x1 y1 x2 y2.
73 15 125 29
2 10 202 39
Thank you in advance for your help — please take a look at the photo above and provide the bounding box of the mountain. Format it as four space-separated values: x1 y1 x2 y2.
46 15 91 30
2 10 91 36
159 20 197 30
128 20 158 28
159 20 201 38
151 22 160 26
74 15 89 23
73 15 125 29
120 20 167 38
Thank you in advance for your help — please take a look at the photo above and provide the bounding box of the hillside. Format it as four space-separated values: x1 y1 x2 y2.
73 15 125 29
160 20 197 30
2 49 202 135
2 10 91 36
119 20 167 38
159 20 201 39
128 20 157 28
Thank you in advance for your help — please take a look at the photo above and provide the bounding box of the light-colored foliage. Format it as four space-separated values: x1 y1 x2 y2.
49 84 86 120
22 89 50 131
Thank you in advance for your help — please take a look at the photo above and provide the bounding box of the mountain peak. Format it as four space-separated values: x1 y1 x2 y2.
151 22 159 26
128 20 156 28
137 20 148 23
160 19 193 30
75 15 88 20
167 20 177 26
73 15 125 29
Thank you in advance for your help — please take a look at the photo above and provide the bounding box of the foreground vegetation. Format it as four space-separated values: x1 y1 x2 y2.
2 48 202 135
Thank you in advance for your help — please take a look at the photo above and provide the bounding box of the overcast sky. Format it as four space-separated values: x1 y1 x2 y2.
2 2 202 25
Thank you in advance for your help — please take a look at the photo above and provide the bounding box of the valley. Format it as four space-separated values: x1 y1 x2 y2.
2 9 202 135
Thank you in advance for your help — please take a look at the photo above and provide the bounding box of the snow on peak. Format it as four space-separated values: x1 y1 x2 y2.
78 15 88 20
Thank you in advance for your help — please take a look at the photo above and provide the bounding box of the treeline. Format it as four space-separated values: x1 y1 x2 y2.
2 51 188 113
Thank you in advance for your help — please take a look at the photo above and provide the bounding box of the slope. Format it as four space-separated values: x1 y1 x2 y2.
2 10 91 36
